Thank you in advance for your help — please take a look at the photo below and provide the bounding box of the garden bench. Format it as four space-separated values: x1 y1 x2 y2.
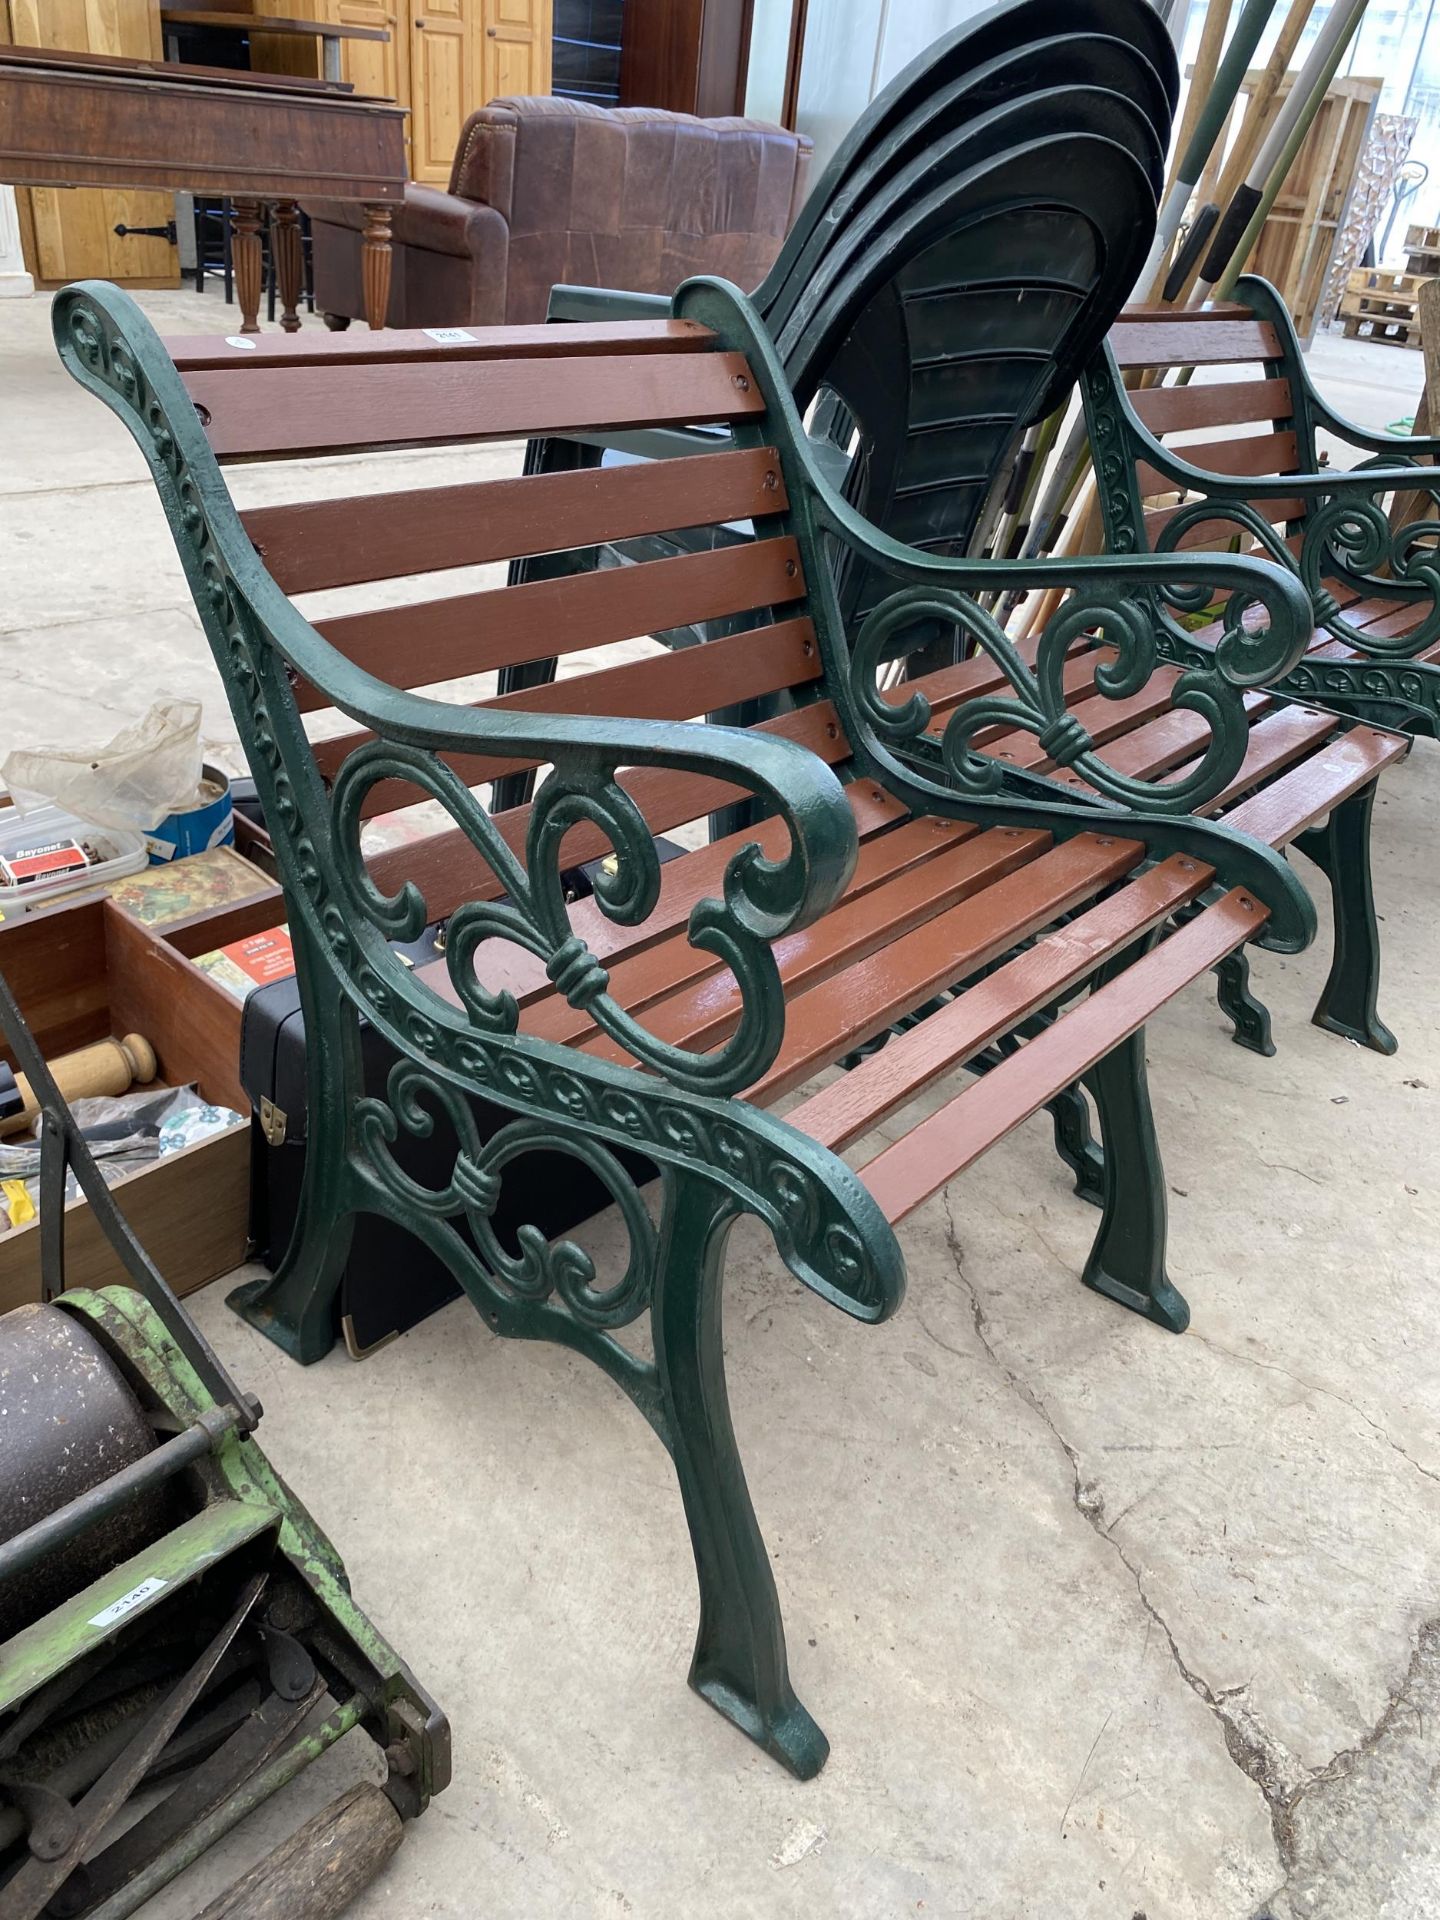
62 273 1347 1778
1083 276 1440 746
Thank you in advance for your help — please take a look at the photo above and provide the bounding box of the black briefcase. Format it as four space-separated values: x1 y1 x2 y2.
240 845 685 1356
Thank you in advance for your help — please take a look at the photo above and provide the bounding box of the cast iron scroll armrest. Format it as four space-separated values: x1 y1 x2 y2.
1137 447 1440 658
53 279 903 1332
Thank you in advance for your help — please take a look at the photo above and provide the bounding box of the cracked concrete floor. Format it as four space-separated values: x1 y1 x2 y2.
3 285 1440 1918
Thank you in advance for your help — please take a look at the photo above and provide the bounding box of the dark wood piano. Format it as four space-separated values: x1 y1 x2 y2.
0 43 406 332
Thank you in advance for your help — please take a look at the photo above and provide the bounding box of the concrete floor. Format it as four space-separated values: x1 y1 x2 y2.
3 282 1440 1919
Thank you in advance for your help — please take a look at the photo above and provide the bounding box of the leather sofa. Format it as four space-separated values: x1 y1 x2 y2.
304 96 813 329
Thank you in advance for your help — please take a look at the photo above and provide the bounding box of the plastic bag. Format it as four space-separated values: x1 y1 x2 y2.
1 699 204 832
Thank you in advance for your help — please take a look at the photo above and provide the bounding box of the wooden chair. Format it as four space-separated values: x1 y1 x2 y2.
58 274 1377 1778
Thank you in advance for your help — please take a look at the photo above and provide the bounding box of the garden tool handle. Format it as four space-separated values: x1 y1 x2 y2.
0 1032 157 1137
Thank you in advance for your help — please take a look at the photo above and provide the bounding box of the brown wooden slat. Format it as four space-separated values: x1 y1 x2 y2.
1131 377 1293 436
1049 688 1275 789
787 851 1214 1152
750 831 1149 1104
362 700 850 923
1137 429 1299 498
1120 303 1255 321
167 318 713 371
521 816 979 1048
1220 726 1409 845
857 888 1266 1226
1108 319 1283 369
416 781 910 1010
187 351 764 459
244 448 789 594
1198 707 1345 819
577 827 1052 1067
304 537 806 716
960 668 1185 769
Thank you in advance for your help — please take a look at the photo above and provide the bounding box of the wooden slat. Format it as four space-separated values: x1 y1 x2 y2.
243 448 789 594
167 318 714 371
1108 319 1283 369
575 827 1052 1067
857 889 1266 1226
961 668 1185 768
1131 377 1293 436
416 781 910 1010
522 817 981 1049
362 700 850 923
1137 429 1299 498
750 832 1149 1103
187 351 764 459
317 617 819 795
788 852 1213 1152
304 537 806 715
1049 689 1275 789
1221 725 1409 845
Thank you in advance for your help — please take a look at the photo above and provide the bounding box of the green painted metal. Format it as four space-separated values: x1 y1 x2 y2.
1083 273 1440 740
55 265 1324 1771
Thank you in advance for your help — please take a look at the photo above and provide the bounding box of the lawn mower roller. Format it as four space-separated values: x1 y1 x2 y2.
0 963 448 1920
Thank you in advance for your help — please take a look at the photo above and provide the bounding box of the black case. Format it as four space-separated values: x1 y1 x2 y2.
240 844 686 1356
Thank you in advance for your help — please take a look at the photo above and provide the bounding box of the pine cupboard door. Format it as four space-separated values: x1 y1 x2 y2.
330 0 410 105
409 0 475 182
481 0 552 102
7 0 179 284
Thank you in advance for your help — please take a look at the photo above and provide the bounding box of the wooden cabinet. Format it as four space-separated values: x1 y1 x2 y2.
2 0 179 286
409 0 474 183
482 0 552 104
323 0 552 182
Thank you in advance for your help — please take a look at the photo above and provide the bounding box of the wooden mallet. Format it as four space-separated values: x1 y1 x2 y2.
0 1032 157 1138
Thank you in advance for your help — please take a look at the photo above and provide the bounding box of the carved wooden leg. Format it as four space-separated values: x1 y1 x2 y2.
271 199 304 335
360 202 394 331
232 198 264 334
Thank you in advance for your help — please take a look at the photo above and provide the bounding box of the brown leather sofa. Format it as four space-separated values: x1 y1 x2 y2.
304 97 813 330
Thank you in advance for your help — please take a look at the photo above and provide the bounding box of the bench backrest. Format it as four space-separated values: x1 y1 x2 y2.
153 319 851 928
1092 293 1313 558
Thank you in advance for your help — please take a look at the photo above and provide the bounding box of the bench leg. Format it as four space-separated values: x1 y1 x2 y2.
653 1170 828 1779
1047 1083 1105 1207
1300 784 1397 1056
1079 985 1189 1334
1214 947 1276 1057
228 1197 355 1365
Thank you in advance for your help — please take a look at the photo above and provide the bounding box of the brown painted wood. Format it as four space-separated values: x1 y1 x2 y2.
362 699 850 921
169 319 713 371
310 619 821 794
1107 319 1284 369
750 831 1149 1104
417 781 908 1010
858 889 1266 1226
578 826 1052 1067
962 668 1185 770
0 40 354 96
304 537 807 716
1221 726 1410 845
186 351 764 458
1198 706 1345 818
1130 377 1294 435
1049 689 1276 790
523 816 981 1049
161 10 390 41
243 448 787 592
1137 429 1300 497
787 852 1214 1153
0 900 111 1067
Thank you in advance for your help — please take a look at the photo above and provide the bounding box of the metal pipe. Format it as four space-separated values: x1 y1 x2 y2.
1192 0 1370 301
0 1404 242 1589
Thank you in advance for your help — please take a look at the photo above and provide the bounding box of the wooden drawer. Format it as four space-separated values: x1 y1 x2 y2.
0 870 291 1308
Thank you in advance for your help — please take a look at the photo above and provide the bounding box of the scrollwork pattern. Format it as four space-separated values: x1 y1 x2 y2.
848 575 1287 816
52 280 904 1345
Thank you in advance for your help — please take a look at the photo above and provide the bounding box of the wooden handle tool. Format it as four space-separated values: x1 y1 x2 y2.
0 1033 157 1137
